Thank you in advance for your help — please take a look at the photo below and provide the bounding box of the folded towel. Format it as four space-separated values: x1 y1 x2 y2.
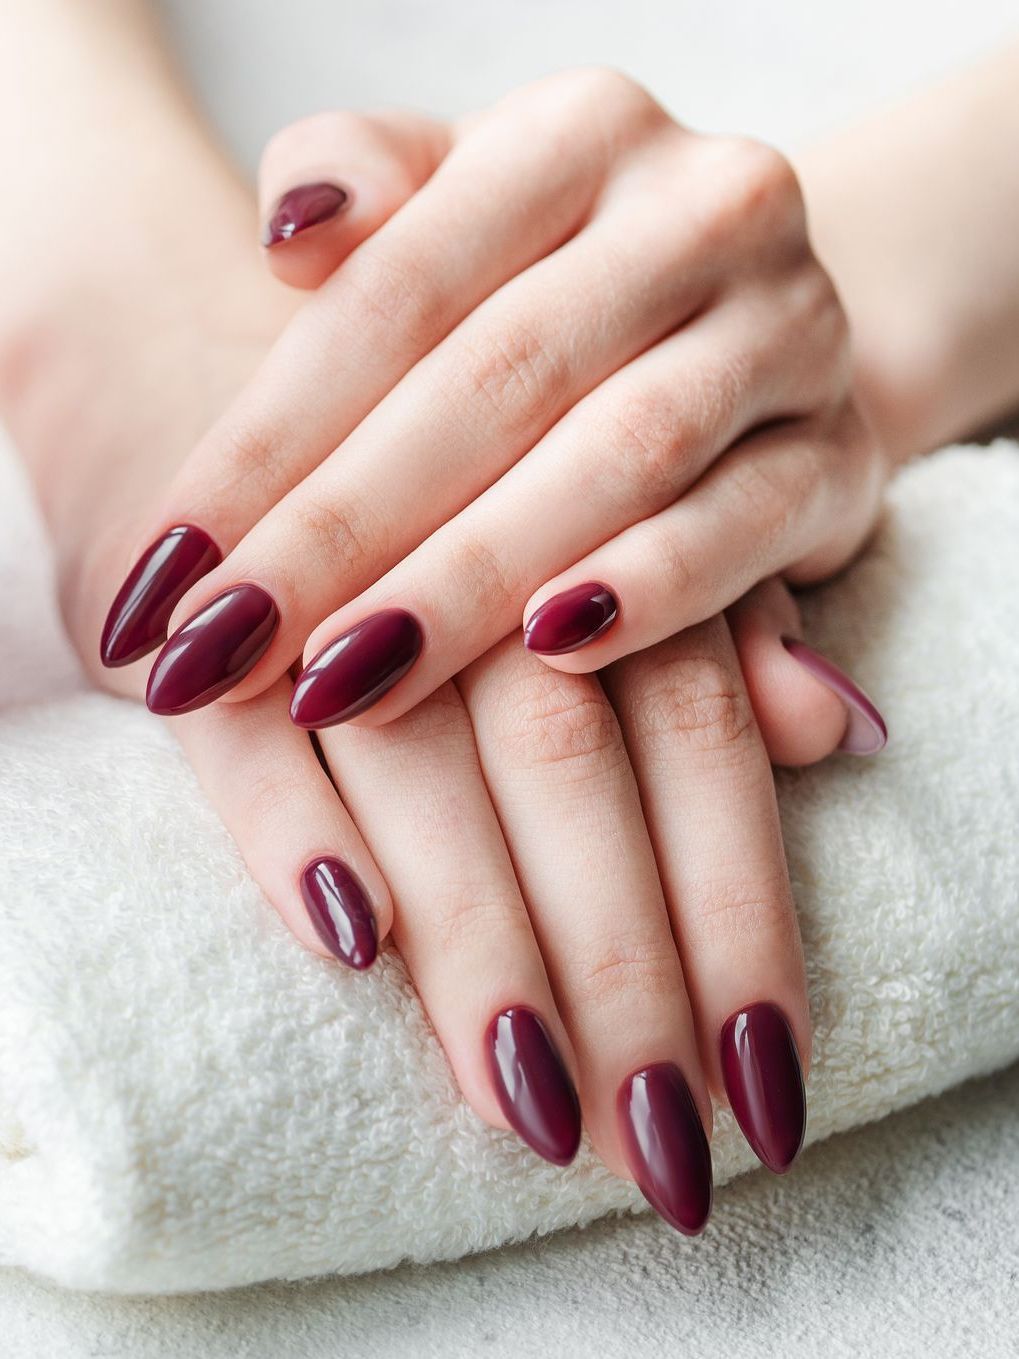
0 437 1017 1295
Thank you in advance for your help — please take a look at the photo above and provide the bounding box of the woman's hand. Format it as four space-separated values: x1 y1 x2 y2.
98 68 890 729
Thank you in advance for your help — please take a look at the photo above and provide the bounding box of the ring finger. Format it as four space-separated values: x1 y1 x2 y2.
603 617 810 1174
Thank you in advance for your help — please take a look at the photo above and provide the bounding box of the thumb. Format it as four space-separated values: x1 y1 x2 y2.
727 578 888 767
258 108 453 289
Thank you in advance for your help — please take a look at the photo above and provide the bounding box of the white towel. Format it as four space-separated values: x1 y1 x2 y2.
0 436 1017 1295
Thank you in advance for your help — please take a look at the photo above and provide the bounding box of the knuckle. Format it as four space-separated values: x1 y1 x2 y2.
568 66 663 131
727 452 809 560
699 137 806 254
286 488 390 587
457 317 570 433
567 933 681 1009
341 244 446 355
684 875 797 950
495 669 624 777
603 384 682 505
241 760 306 827
633 651 756 752
430 884 532 958
215 418 288 501
445 531 522 621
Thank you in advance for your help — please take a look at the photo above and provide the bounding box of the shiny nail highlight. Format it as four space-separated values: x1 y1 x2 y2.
100 525 221 668
486 1007 581 1166
300 857 378 970
720 1002 806 1174
145 583 279 716
262 182 349 246
523 582 619 655
289 609 423 729
782 637 888 755
617 1062 712 1236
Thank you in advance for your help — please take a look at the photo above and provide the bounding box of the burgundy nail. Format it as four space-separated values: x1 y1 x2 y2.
782 638 887 755
290 609 423 729
262 183 349 247
100 525 221 668
146 584 279 716
486 1007 581 1166
300 857 378 970
617 1063 713 1236
523 582 618 655
720 1002 806 1174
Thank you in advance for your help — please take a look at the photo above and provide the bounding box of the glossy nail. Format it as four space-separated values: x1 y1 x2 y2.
100 525 221 668
262 183 350 246
290 609 423 729
524 582 619 655
782 637 888 755
146 584 279 716
486 1007 581 1166
300 857 378 970
617 1062 712 1236
720 1002 806 1174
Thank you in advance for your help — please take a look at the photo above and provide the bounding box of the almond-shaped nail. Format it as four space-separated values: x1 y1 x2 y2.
617 1062 713 1236
146 584 279 715
262 182 349 246
100 525 221 668
782 637 888 755
486 1007 581 1166
290 609 423 729
720 1002 806 1175
524 582 619 655
300 857 378 970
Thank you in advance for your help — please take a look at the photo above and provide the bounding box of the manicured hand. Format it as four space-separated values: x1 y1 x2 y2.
98 69 889 728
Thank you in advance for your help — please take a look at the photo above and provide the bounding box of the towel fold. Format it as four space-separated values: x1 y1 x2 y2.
0 437 1017 1295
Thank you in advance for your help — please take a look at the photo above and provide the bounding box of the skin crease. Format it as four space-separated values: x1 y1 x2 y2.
2 2 1018 1223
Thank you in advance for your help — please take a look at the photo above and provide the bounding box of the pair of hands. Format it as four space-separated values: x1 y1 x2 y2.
90 69 888 1234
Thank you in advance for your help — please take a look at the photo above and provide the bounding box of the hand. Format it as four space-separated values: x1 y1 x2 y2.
22 211 879 1231
99 69 889 732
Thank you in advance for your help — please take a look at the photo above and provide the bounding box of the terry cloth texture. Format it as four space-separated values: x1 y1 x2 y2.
0 437 1017 1294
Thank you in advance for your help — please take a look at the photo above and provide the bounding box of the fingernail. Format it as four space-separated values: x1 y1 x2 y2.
617 1062 713 1236
100 525 221 668
262 182 350 247
486 1007 581 1166
720 1002 806 1174
781 637 888 755
289 609 423 729
146 584 279 715
523 582 619 655
300 857 378 970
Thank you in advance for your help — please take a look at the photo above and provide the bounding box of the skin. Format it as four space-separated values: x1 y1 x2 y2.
3 2 1017 1198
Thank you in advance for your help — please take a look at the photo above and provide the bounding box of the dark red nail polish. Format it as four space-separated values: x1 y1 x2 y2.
720 1002 806 1174
289 609 423 729
262 182 349 246
146 584 279 716
617 1062 712 1236
523 582 618 655
300 857 378 970
100 525 221 668
486 1007 581 1166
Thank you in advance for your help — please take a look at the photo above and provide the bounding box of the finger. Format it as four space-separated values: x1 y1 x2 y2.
287 290 827 730
103 70 645 675
604 618 809 1175
727 578 888 764
521 407 882 676
458 636 712 1234
317 683 582 1165
259 108 451 289
172 677 393 968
